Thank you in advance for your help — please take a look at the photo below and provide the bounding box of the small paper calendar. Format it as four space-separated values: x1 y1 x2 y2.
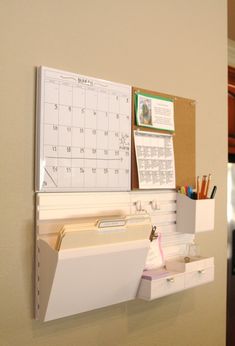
36 66 131 192
134 130 175 189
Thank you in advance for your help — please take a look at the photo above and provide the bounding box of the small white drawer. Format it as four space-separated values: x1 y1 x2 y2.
138 272 185 301
184 266 214 289
165 256 214 273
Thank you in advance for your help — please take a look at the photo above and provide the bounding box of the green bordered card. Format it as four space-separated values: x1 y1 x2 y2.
135 91 175 132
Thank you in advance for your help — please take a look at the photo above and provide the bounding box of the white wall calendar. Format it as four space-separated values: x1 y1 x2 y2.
36 66 131 192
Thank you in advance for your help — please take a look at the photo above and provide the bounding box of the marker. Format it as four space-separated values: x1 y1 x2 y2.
210 186 217 199
187 186 193 198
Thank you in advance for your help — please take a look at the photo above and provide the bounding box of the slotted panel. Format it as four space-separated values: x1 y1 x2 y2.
37 190 194 253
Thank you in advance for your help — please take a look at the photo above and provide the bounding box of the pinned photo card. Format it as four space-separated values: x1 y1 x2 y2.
135 92 174 132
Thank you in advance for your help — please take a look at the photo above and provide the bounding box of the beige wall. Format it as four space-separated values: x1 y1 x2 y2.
0 1 227 345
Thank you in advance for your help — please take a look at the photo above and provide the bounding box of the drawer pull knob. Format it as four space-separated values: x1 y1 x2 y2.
167 277 175 283
198 269 205 275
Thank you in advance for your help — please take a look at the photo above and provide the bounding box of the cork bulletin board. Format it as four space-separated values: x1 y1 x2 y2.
131 86 196 190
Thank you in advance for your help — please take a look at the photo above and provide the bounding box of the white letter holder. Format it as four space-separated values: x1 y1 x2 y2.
36 214 151 322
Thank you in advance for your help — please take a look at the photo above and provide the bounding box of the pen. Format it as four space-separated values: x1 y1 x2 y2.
210 185 217 199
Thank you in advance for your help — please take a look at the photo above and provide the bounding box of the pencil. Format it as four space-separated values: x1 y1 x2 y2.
205 173 211 198
200 175 207 199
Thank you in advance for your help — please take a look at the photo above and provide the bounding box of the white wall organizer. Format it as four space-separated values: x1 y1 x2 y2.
34 66 215 322
35 190 215 322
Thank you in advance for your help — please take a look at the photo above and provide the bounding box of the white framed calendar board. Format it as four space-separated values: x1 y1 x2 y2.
36 67 132 192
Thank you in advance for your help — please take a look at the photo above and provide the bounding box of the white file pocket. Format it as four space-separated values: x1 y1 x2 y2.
37 238 150 321
36 214 152 322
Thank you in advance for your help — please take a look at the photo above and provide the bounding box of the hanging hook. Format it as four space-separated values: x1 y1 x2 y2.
150 225 158 241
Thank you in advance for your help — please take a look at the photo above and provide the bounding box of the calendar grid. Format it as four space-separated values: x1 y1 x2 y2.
37 67 131 192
